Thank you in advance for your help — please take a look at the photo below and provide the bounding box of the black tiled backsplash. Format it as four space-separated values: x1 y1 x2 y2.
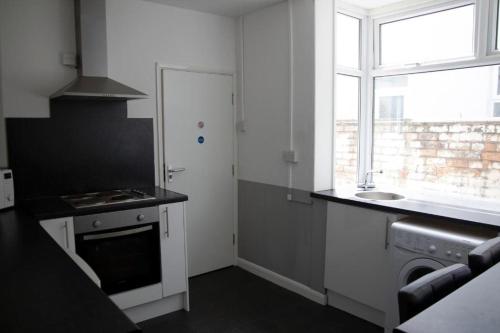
7 100 155 200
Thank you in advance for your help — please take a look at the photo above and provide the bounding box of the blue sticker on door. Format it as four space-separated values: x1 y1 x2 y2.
197 136 205 144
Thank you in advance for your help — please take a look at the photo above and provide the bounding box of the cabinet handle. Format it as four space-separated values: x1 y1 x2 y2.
384 217 390 250
64 222 70 249
164 209 169 238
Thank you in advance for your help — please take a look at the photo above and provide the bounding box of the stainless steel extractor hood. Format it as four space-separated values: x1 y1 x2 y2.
50 0 147 101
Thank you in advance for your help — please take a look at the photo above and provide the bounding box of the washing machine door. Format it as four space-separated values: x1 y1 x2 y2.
398 258 445 289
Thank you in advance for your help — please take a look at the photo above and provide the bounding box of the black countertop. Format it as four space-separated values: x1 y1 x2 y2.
0 187 188 333
312 189 500 228
395 262 500 333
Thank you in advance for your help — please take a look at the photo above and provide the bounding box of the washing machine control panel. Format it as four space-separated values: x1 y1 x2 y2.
392 224 484 264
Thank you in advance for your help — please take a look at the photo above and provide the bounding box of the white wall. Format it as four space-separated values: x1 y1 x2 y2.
237 0 315 192
290 0 315 192
106 0 236 120
0 108 5 167
0 0 236 119
314 0 334 191
0 0 236 176
106 0 236 184
0 0 77 118
238 2 291 188
0 0 319 189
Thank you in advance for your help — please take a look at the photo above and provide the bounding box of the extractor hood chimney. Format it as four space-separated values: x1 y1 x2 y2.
50 0 147 100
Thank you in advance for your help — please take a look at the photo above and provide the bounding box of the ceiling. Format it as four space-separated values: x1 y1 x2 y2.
143 0 285 17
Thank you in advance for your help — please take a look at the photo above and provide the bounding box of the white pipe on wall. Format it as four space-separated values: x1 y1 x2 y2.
238 16 246 132
287 0 295 196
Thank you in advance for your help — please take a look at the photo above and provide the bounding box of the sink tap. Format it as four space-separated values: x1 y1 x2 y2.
358 169 383 191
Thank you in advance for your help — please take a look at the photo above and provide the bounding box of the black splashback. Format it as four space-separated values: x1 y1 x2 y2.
7 100 155 200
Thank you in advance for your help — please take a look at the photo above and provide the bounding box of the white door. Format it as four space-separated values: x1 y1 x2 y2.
162 69 235 277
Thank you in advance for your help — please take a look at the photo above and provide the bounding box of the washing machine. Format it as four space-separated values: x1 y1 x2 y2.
384 217 497 332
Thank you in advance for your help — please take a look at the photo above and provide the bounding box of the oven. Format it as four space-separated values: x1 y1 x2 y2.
74 207 161 296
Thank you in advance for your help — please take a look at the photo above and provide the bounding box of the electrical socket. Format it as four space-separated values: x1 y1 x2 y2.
236 121 246 132
282 150 298 164
61 52 77 67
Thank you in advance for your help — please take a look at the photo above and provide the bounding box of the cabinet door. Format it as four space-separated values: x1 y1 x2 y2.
40 217 101 287
40 217 75 252
324 202 400 312
160 202 188 297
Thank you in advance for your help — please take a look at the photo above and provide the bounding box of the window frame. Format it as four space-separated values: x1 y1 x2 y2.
334 0 500 190
487 0 500 55
370 0 500 77
370 0 500 174
335 5 370 186
336 12 362 70
373 0 478 70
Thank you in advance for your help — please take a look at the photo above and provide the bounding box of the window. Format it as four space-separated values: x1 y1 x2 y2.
494 103 500 117
379 5 475 66
335 74 360 186
333 0 500 202
372 66 500 198
336 13 361 69
335 11 364 187
378 96 404 120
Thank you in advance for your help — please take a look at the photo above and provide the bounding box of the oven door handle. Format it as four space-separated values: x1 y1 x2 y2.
82 225 153 241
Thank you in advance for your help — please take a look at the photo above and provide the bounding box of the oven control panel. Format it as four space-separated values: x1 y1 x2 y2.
74 206 159 234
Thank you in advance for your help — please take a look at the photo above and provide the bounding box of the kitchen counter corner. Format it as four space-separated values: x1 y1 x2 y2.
0 209 141 333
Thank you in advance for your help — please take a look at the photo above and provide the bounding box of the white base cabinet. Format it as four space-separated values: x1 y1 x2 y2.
39 202 190 320
40 217 75 252
324 202 403 326
112 202 189 318
159 202 189 299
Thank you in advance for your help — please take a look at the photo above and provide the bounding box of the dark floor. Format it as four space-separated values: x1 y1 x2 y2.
138 267 382 333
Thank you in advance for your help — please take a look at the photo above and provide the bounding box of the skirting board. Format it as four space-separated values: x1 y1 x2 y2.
237 257 327 305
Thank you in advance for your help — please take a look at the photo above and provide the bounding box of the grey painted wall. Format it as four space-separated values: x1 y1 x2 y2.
0 107 6 168
238 180 327 293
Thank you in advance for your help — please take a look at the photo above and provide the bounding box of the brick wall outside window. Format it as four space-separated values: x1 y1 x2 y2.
335 120 500 198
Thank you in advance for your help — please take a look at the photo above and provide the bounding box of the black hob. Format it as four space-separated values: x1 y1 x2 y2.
61 189 155 209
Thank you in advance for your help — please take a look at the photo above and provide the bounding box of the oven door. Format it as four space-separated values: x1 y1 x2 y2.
75 222 161 295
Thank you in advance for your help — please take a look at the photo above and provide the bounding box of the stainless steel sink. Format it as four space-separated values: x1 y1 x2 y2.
355 191 405 201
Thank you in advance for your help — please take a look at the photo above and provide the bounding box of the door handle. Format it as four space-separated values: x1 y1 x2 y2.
167 165 186 182
163 209 169 238
82 225 153 241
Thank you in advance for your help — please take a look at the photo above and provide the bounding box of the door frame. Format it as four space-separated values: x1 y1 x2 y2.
155 63 239 265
